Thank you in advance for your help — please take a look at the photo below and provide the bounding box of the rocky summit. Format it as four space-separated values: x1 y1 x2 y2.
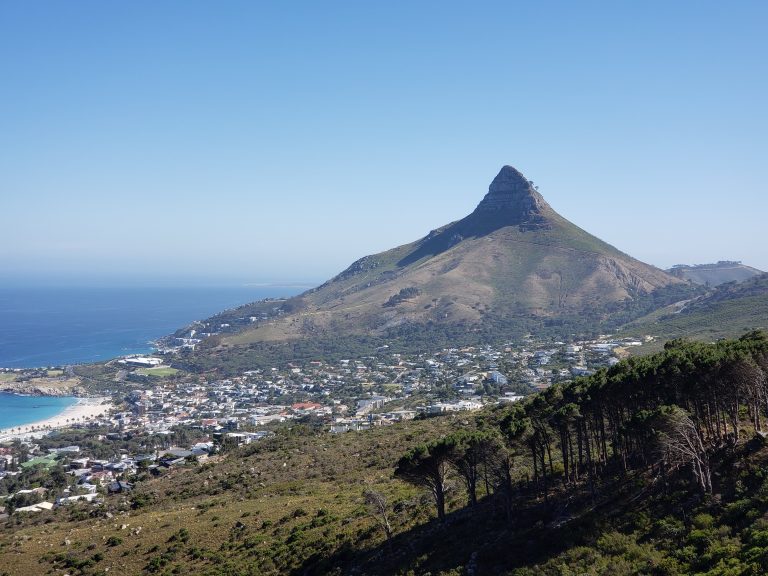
213 166 689 354
473 165 550 224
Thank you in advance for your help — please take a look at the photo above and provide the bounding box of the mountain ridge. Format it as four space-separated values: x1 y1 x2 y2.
199 166 687 360
623 273 768 346
667 260 764 286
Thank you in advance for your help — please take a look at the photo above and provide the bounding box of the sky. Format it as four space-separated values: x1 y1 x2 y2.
1 1 766 287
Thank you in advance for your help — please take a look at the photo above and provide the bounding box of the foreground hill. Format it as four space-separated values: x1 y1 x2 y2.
5 333 768 575
177 166 689 370
667 261 764 286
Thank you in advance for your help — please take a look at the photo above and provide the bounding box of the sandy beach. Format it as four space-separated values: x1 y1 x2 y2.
0 397 114 442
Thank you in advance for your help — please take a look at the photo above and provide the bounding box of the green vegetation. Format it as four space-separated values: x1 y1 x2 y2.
383 286 422 307
135 366 180 378
7 333 768 575
19 453 58 470
0 416 457 575
72 363 124 394
625 274 768 345
179 284 699 375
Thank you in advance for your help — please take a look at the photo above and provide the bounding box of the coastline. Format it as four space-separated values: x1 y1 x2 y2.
0 397 114 442
0 381 84 397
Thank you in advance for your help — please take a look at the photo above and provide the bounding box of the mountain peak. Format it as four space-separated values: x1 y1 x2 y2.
472 165 551 228
489 165 531 193
215 165 685 354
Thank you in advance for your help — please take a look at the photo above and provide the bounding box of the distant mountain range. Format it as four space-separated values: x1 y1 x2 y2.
624 273 768 344
667 261 764 286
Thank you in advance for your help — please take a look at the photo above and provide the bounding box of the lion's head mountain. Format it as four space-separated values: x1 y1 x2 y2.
185 166 690 367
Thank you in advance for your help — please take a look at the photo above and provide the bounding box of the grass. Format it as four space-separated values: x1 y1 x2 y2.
25 377 82 390
0 415 457 575
20 453 59 469
0 373 17 383
6 397 768 575
135 367 180 377
624 294 768 344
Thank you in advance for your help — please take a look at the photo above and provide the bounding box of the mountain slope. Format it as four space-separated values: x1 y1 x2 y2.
667 261 764 286
624 273 768 343
5 335 768 576
217 167 683 352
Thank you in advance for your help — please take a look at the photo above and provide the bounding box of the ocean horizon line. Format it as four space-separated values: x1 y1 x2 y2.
0 284 303 369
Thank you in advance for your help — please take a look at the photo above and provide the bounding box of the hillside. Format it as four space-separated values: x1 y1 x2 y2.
4 334 768 575
624 273 768 344
174 167 690 371
667 261 764 286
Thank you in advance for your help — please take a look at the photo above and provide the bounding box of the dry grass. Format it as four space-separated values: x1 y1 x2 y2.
25 377 81 391
223 219 680 351
0 415 462 575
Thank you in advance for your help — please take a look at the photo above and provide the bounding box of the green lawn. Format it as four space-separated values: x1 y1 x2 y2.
135 367 180 378
20 453 59 469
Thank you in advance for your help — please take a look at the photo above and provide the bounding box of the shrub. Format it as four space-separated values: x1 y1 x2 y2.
106 536 123 547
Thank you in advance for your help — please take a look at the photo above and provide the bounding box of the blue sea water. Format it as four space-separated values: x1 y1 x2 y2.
0 392 78 431
0 285 306 369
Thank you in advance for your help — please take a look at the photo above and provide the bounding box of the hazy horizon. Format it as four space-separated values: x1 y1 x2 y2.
2 1 766 282
0 274 322 289
0 245 765 290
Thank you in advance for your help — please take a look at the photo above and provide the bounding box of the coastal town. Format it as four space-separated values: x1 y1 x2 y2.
0 332 647 518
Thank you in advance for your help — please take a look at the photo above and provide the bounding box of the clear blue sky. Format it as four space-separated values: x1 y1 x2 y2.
1 1 766 286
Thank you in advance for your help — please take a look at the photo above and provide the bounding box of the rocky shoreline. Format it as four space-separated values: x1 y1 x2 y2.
0 381 85 397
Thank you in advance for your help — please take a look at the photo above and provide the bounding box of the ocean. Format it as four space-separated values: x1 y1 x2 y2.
0 393 78 431
0 285 306 368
